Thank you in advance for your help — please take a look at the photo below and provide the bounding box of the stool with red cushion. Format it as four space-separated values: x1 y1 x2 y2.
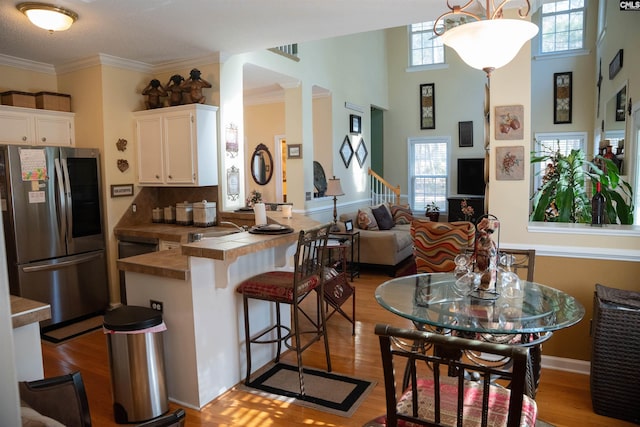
236 223 332 395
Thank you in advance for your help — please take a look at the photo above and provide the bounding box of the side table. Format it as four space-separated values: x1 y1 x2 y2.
328 231 360 281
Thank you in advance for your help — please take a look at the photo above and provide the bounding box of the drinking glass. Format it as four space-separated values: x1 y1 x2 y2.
499 253 522 298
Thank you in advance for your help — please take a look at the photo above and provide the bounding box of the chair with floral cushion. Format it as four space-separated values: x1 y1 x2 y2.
375 323 537 427
236 223 332 395
411 219 475 273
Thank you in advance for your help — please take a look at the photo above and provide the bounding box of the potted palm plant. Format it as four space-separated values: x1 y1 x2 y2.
425 201 440 222
530 142 634 224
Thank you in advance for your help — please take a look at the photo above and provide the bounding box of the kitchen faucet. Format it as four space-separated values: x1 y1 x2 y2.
219 221 249 232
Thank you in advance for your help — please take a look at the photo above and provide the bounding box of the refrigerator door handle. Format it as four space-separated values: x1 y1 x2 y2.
21 251 103 273
61 157 74 238
53 158 67 241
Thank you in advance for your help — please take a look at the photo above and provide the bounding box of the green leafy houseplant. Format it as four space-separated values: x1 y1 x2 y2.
530 142 634 224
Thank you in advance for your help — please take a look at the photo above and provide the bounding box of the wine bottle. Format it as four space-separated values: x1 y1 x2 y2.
591 181 605 226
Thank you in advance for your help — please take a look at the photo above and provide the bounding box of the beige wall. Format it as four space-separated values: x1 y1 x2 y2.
244 102 285 202
0 65 57 93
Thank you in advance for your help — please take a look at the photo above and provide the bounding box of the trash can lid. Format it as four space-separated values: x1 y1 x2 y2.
103 305 163 331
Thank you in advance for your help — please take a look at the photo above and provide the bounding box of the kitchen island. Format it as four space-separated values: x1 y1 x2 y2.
11 296 51 381
117 213 322 409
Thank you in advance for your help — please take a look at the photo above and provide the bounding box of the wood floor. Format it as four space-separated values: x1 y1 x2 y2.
41 269 635 427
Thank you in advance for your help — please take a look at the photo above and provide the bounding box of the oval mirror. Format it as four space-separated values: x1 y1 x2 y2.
251 143 273 185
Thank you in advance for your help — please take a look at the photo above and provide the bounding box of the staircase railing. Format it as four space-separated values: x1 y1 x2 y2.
369 168 401 206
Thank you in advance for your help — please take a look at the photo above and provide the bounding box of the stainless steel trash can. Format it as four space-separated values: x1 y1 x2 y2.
104 305 168 424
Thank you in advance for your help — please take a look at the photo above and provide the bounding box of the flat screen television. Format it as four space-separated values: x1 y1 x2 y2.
457 158 485 196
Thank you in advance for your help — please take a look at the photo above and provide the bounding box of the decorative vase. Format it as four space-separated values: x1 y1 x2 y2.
425 211 440 222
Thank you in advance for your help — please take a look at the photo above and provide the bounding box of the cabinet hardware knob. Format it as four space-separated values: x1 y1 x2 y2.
155 175 160 179
168 175 173 179
22 136 27 141
41 137 46 142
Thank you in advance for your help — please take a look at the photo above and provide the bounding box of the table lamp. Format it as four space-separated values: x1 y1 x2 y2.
325 176 344 232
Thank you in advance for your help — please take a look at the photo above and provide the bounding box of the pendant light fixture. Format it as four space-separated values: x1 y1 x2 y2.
434 0 538 77
17 2 78 32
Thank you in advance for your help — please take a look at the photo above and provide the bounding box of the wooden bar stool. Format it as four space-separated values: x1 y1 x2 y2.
236 223 332 395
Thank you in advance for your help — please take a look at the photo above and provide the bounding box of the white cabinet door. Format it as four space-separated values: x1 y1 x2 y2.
33 114 74 146
0 106 75 146
136 115 164 184
164 111 196 185
0 111 32 144
134 104 218 187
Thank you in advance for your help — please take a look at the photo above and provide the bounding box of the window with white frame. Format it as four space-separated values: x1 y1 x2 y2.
533 132 587 191
540 0 586 54
409 21 445 67
408 137 449 212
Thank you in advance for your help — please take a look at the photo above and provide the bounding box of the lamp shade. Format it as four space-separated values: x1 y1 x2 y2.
441 19 538 73
18 2 78 32
325 177 344 197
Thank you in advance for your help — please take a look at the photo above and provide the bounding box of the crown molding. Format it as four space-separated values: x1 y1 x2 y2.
0 54 56 74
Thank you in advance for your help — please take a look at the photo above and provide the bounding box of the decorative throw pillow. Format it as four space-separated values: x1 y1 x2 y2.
357 208 379 230
390 204 414 225
372 204 394 230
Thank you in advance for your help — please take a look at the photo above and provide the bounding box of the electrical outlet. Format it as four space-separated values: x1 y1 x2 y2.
150 300 163 312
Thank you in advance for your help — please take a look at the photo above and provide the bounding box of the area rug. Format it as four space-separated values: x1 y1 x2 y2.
363 414 555 426
41 315 103 344
239 363 376 417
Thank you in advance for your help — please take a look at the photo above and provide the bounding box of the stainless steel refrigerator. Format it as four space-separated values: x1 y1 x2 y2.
0 145 108 330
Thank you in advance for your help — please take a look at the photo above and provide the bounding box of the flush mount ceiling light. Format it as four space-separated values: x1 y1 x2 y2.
434 0 538 77
17 2 78 32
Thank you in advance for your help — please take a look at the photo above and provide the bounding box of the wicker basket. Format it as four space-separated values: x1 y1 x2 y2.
590 284 640 424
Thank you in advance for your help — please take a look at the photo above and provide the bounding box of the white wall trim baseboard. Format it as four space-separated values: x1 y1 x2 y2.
541 355 590 375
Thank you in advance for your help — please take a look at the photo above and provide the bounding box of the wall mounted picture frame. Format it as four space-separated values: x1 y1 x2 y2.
110 183 133 197
420 83 435 129
458 121 473 147
616 86 626 121
349 114 361 134
287 144 302 159
495 105 524 140
496 146 524 180
609 49 623 80
554 72 572 124
340 135 353 168
355 137 368 168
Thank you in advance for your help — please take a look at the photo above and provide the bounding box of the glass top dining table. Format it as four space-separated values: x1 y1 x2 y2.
375 272 585 340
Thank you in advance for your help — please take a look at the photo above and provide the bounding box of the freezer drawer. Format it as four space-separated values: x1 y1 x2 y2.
17 250 109 329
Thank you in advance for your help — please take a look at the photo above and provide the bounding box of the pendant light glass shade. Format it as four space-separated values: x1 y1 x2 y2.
441 19 538 74
17 3 78 32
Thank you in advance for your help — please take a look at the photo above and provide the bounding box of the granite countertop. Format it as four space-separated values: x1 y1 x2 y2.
11 296 51 328
117 212 325 279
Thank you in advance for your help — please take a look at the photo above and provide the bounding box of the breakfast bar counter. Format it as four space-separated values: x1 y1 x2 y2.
11 296 51 381
120 212 324 409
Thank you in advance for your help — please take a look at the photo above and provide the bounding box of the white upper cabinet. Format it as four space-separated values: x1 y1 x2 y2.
134 104 218 186
0 105 75 146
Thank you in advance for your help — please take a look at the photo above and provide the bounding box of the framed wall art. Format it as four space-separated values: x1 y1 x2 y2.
609 49 623 80
349 114 361 134
110 183 133 197
420 83 435 130
287 144 302 159
496 146 524 180
553 72 572 124
616 86 626 121
458 121 473 147
355 137 368 168
495 105 524 140
340 136 353 168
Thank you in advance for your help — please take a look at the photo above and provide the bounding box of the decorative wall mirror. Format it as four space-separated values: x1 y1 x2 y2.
251 143 273 185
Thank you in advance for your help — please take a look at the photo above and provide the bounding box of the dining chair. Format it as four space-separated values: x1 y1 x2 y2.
19 371 186 427
499 248 536 282
236 223 332 395
375 323 537 427
411 219 475 273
